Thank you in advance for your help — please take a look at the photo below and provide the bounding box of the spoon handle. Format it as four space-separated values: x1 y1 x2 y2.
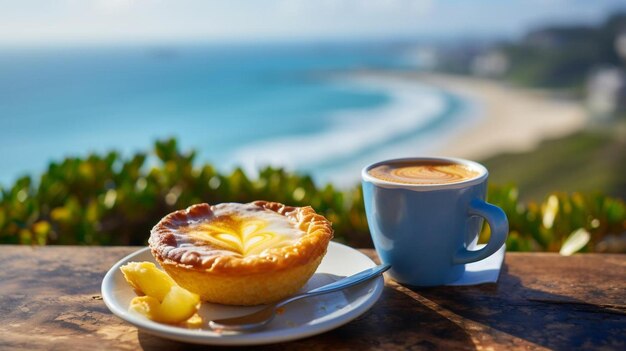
276 264 391 308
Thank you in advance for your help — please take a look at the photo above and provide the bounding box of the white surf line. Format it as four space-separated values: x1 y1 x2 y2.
228 73 448 179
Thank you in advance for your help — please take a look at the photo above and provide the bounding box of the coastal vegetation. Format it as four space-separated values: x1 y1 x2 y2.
1 139 624 254
482 124 626 202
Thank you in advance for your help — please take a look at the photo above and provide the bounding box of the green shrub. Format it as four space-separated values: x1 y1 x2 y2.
482 185 625 253
1 138 624 253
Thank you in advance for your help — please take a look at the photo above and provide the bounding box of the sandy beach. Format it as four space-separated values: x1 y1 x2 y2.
360 71 589 161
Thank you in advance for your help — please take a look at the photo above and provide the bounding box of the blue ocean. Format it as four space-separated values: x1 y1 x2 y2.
0 43 472 187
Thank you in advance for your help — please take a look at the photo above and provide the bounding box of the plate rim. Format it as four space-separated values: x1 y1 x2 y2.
101 241 384 346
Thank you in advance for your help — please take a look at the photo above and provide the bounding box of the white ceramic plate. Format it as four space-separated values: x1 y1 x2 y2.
101 241 385 346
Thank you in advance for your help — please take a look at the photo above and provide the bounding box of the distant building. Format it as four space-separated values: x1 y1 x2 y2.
586 67 626 120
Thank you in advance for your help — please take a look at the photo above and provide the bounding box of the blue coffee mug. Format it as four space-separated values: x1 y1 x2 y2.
362 157 508 286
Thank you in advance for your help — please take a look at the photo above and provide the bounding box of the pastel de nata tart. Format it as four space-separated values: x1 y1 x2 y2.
148 201 333 306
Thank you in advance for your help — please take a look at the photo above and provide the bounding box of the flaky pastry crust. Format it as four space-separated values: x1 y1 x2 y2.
148 201 333 276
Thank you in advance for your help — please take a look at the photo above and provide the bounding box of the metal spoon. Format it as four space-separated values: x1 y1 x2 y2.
208 264 391 331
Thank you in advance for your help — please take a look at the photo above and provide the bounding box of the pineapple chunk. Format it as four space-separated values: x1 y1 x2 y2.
157 286 201 322
120 262 200 324
120 262 175 301
183 313 204 328
129 295 160 319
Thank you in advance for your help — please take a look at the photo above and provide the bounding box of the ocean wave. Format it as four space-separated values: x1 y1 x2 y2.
228 74 450 179
315 102 479 188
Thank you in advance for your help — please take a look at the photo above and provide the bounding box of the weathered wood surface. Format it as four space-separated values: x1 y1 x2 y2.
0 246 624 350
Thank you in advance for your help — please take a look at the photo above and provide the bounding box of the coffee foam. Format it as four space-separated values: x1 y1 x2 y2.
368 162 480 185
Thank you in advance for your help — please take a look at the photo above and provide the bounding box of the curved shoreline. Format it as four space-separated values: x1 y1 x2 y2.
363 71 589 161
307 70 589 187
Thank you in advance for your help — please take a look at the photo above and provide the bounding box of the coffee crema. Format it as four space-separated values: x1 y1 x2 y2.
368 162 480 185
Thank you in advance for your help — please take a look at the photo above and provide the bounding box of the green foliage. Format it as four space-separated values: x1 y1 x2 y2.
0 139 371 247
484 185 626 253
1 138 624 253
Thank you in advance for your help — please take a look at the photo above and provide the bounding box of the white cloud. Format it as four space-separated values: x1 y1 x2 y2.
0 0 623 45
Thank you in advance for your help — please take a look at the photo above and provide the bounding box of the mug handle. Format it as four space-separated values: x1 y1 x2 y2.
453 199 509 264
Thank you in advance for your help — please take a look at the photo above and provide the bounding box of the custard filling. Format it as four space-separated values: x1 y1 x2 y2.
187 217 288 256
175 203 306 258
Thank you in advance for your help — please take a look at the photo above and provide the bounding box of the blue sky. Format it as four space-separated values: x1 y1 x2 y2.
1 0 625 45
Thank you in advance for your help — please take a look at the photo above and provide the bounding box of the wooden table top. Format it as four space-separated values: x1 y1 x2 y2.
0 245 624 350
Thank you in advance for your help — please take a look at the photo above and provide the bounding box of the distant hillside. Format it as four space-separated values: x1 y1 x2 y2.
434 13 626 93
481 126 626 202
502 13 626 90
